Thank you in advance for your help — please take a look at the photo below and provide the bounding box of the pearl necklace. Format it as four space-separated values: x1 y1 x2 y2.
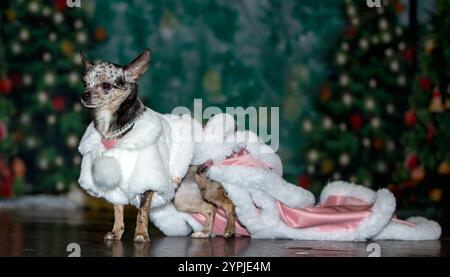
101 119 136 140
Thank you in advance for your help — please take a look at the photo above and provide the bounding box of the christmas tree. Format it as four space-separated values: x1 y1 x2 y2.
299 0 415 196
0 0 105 195
395 0 450 219
0 26 15 156
0 25 16 198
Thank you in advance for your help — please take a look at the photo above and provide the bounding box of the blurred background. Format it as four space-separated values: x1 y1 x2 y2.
0 0 448 223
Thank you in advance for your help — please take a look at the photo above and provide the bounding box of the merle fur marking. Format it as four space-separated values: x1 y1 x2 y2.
80 49 151 138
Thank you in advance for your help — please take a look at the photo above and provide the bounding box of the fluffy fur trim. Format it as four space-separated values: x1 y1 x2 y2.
150 202 203 236
91 156 122 190
208 166 315 209
204 167 396 241
78 108 193 208
78 108 162 154
118 108 162 150
345 189 396 241
192 142 235 165
203 113 236 142
226 182 394 241
149 168 440 241
373 216 442 241
232 131 283 176
78 122 100 155
161 114 201 178
320 181 377 205
192 113 236 165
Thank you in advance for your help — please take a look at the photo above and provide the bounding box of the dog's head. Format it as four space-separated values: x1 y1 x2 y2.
79 49 151 109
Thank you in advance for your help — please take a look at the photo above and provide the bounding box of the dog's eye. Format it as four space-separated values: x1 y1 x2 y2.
102 82 111 91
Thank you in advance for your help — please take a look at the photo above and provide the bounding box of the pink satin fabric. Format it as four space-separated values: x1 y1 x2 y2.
277 202 372 232
391 218 417 227
322 195 371 206
192 208 250 236
101 139 118 150
219 150 272 169
191 150 416 236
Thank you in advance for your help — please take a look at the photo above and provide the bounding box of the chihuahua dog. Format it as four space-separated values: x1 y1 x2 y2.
80 53 145 136
79 49 236 242
174 166 237 239
79 50 156 243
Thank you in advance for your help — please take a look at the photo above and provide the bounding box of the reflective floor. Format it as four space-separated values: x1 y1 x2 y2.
0 210 447 257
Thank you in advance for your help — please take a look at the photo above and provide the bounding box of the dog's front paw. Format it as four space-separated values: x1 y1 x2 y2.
191 231 211 239
223 225 236 239
134 232 150 243
223 231 235 239
104 231 123 241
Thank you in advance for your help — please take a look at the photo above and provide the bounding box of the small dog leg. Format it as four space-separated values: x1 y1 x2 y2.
104 205 125 241
222 202 237 239
196 173 237 239
174 169 217 239
209 192 236 239
191 202 216 239
134 191 153 243
175 200 216 239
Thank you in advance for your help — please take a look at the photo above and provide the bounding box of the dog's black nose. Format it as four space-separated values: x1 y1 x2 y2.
81 93 90 101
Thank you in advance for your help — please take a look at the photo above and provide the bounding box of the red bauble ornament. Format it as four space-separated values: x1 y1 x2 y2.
419 76 432 91
0 78 12 95
0 157 13 198
345 26 357 39
0 122 7 141
427 124 435 144
320 85 332 102
95 27 108 42
349 113 363 130
55 0 68 11
404 110 417 127
0 173 14 198
372 137 385 151
405 153 420 171
298 175 311 189
52 96 66 111
8 72 22 88
402 47 415 62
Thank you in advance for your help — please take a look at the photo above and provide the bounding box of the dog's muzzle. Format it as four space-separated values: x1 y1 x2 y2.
81 92 90 101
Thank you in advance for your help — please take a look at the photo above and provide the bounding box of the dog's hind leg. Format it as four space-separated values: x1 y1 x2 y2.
195 173 237 239
207 188 236 239
219 198 236 239
174 182 216 239
134 191 154 243
104 205 125 241
177 201 216 239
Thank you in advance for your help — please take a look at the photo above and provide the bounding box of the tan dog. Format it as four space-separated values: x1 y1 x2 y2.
173 166 236 239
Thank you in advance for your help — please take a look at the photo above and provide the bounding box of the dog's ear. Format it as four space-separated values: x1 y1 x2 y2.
80 52 94 71
124 49 151 83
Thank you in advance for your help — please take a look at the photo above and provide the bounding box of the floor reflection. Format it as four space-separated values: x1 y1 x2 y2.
0 210 445 257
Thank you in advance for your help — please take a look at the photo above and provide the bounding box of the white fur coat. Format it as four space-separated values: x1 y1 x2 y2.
78 108 199 208
150 114 441 241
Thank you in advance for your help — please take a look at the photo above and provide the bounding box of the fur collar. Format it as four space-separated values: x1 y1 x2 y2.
78 108 162 155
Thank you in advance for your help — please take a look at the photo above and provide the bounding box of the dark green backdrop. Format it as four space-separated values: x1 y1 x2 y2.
88 0 345 177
